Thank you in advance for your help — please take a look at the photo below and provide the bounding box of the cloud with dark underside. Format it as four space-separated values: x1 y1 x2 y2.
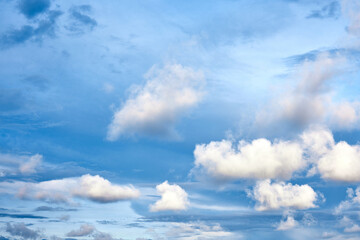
17 0 51 19
6 222 40 240
66 5 97 34
66 224 95 237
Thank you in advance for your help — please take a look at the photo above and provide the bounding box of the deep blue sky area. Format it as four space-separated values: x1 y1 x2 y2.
1 0 360 239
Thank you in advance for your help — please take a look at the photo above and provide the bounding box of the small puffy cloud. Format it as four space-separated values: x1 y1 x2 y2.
17 0 51 19
249 180 318 211
150 181 189 212
19 154 42 174
317 141 360 182
107 64 205 140
277 215 298 231
303 127 360 182
66 224 95 237
12 174 140 204
73 174 140 203
6 222 40 240
194 138 304 180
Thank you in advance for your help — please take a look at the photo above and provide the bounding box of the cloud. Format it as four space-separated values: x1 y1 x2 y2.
12 174 140 203
66 224 95 237
193 138 304 180
277 215 298 231
0 10 62 48
193 126 360 182
256 52 358 131
164 222 233 240
303 127 360 182
249 179 318 211
17 0 51 19
150 181 189 212
67 5 97 34
0 152 42 177
73 174 140 203
335 187 360 214
93 232 116 240
34 206 76 211
6 222 40 240
19 154 42 174
107 64 205 140
307 1 340 19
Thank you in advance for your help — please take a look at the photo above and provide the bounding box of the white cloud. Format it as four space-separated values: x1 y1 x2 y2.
107 63 205 140
335 187 360 214
277 215 298 231
165 222 234 240
193 126 360 182
150 181 189 212
9 174 140 204
249 179 318 211
302 127 360 182
194 138 304 180
73 174 140 203
19 154 42 174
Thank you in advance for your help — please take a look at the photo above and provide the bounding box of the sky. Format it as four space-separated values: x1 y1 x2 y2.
1 0 360 239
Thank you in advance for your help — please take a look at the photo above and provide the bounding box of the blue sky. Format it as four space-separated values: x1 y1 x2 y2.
1 0 360 239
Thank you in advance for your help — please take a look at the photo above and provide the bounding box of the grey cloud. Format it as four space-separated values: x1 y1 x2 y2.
6 222 40 240
66 224 95 237
34 206 76 212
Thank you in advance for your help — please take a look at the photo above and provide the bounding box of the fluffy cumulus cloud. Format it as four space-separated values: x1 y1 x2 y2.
66 224 95 237
193 138 304 180
249 180 318 211
193 126 360 182
6 223 40 240
277 215 298 231
107 64 205 140
150 181 189 212
10 174 140 203
302 127 360 182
